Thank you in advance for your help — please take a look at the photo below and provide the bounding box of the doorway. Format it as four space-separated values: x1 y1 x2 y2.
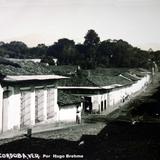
84 97 92 113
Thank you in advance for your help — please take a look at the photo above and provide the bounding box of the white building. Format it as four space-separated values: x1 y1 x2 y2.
58 74 151 114
0 74 66 133
0 64 152 134
58 90 82 123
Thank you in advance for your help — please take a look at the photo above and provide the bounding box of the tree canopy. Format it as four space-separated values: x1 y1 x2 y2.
84 29 100 47
0 29 160 69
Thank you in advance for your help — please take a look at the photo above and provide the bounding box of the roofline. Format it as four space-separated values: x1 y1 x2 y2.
2 75 69 82
58 84 123 90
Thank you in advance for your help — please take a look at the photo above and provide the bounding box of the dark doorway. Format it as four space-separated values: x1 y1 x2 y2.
101 101 103 111
104 100 107 110
84 97 92 113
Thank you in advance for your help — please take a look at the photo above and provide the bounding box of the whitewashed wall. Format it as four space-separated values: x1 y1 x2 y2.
0 74 151 133
91 95 101 113
59 105 77 122
0 85 3 133
91 74 151 115
7 87 21 131
0 85 59 133
1 87 21 132
30 89 36 126
51 88 59 121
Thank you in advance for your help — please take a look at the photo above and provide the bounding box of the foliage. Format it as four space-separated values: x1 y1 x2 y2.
0 29 160 69
84 29 100 47
41 57 55 65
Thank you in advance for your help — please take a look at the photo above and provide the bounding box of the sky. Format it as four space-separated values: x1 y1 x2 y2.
0 0 160 50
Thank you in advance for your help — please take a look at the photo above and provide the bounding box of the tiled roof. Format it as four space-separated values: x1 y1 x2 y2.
58 68 135 87
0 58 149 87
87 75 132 86
0 58 76 76
58 75 97 87
58 90 82 106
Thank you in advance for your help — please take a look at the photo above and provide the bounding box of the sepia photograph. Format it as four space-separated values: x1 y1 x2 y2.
0 0 160 159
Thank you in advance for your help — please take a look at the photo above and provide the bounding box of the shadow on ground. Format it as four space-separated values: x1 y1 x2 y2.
81 121 160 160
130 85 160 119
1 121 160 160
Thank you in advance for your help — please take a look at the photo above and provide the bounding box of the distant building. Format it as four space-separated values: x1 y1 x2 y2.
4 58 58 66
58 69 151 114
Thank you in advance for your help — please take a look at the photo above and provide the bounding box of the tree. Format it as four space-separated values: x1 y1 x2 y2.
96 40 114 67
41 57 55 65
0 41 5 46
47 38 77 65
84 29 100 47
29 44 47 58
2 41 28 58
83 29 100 69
